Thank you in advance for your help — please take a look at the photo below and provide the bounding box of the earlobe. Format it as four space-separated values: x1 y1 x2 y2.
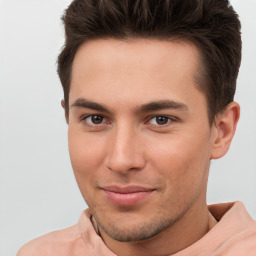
61 99 65 109
61 99 69 124
210 102 240 159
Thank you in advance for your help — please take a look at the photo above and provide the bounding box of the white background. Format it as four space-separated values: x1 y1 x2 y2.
0 0 256 255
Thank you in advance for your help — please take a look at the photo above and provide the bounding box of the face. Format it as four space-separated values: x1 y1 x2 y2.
68 39 216 242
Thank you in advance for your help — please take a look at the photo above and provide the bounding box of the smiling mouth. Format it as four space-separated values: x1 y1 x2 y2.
101 185 155 207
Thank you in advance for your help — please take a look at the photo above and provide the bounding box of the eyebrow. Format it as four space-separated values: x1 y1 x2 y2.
70 98 110 113
70 98 188 113
138 100 188 113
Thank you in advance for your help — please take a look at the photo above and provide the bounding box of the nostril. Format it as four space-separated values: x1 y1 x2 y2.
106 154 146 174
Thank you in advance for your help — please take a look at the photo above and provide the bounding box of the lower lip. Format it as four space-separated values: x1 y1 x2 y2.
103 190 154 206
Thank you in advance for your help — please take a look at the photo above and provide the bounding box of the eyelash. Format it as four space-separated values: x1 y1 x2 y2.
81 115 110 126
80 114 177 128
147 116 175 126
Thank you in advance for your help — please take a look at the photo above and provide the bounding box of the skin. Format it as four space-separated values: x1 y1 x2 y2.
66 39 239 256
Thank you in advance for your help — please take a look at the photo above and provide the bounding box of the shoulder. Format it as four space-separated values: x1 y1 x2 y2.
211 201 256 255
213 226 256 256
16 224 86 256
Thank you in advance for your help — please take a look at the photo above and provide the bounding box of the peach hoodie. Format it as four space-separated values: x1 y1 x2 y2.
17 201 256 256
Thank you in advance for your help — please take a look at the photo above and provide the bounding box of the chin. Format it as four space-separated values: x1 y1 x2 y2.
95 210 174 242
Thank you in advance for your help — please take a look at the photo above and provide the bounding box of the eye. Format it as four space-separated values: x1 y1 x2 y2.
148 116 172 125
83 115 105 125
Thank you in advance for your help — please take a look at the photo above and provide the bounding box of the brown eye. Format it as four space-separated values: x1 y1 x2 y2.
156 116 169 125
91 115 103 124
85 115 105 125
149 116 171 125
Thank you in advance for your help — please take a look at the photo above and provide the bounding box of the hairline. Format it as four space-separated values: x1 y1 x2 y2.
65 36 217 125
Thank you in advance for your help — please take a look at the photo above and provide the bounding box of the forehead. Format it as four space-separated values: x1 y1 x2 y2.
72 38 200 79
70 38 205 110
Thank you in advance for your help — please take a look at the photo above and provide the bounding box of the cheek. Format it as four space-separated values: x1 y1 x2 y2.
148 131 212 192
68 128 107 188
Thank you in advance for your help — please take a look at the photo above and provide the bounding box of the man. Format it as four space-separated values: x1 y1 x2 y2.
17 0 256 255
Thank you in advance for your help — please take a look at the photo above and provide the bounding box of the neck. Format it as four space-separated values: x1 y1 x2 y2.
98 201 216 256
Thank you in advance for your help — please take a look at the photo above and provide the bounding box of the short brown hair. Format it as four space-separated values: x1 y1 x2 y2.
57 0 241 123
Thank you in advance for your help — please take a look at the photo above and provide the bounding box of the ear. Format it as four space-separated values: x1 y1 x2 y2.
61 99 69 124
210 102 240 159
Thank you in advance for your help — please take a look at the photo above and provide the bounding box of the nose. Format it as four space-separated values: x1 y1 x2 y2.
106 124 146 174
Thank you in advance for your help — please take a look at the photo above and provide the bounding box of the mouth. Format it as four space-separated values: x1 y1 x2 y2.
100 185 156 207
